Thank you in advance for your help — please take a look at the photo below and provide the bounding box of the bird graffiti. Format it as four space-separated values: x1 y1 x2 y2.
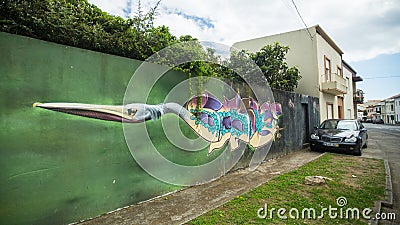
33 92 282 154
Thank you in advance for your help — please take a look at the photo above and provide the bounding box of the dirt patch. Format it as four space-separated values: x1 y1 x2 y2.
335 155 383 189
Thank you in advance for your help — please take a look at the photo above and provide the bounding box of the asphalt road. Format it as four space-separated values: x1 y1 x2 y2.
362 123 400 223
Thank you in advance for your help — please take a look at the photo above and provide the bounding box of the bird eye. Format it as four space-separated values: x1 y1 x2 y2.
127 108 137 117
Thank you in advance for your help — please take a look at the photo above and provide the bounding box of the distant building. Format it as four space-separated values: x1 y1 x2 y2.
381 100 386 123
356 104 365 120
394 94 400 124
343 61 363 119
233 25 362 121
360 94 400 124
384 98 395 124
358 100 380 122
382 93 400 125
373 101 383 120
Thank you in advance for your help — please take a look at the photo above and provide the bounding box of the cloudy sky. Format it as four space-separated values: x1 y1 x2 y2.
88 0 400 100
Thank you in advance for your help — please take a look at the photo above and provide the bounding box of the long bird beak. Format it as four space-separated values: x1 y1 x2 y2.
33 102 141 123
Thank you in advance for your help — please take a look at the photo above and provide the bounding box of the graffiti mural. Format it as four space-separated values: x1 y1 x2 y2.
34 92 282 154
2 33 322 225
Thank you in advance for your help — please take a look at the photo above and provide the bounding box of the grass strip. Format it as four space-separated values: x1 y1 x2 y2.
188 153 386 225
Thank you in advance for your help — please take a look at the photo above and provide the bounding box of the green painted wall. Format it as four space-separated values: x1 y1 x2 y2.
0 32 320 225
0 32 217 225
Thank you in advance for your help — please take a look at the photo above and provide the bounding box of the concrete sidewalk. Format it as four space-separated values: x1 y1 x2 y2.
79 149 323 225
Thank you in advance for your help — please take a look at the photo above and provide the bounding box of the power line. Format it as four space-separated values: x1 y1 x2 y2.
363 76 400 80
290 0 313 40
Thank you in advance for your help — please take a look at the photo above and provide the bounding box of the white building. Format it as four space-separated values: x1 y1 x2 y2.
383 94 400 124
373 102 383 120
343 61 362 119
395 94 400 124
384 98 395 124
233 25 362 121
358 100 380 122
356 104 365 120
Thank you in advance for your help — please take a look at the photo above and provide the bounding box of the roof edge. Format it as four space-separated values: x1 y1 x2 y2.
343 60 363 82
315 25 344 55
342 60 357 74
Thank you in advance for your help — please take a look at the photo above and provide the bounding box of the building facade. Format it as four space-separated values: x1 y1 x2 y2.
356 104 365 120
361 94 400 124
381 100 387 123
359 100 380 122
233 25 362 121
375 102 383 120
384 98 395 124
343 61 363 119
395 94 400 124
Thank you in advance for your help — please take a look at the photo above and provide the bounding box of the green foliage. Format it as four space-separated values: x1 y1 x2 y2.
0 1 301 92
249 43 301 92
354 89 364 104
221 50 257 83
0 0 177 60
217 43 302 92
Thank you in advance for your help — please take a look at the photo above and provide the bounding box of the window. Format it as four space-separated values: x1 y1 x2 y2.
319 120 357 130
337 66 342 77
337 97 344 119
324 55 331 81
320 120 337 129
337 121 357 130
327 103 333 119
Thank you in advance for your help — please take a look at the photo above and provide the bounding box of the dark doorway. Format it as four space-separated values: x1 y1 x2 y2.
302 103 310 144
338 97 344 119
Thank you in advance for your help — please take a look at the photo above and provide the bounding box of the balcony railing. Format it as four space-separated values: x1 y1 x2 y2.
353 94 364 104
320 73 348 95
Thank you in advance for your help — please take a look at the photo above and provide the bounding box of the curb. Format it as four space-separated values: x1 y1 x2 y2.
370 159 393 225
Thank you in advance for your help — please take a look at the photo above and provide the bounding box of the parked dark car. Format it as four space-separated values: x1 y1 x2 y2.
310 119 368 156
373 118 384 124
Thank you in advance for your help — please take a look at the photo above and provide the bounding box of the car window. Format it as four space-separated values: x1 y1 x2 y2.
319 120 338 129
336 121 357 130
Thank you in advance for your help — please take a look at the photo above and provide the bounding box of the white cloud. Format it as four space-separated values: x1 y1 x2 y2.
88 0 127 17
88 0 400 62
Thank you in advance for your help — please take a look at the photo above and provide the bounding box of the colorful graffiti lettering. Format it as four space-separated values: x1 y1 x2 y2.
33 91 282 153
